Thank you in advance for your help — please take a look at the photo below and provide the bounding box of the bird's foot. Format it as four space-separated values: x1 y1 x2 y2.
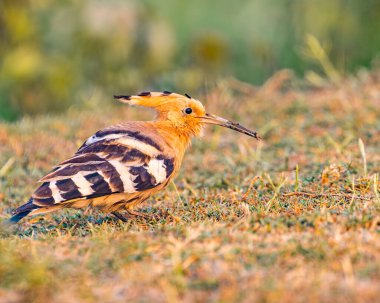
111 210 158 223
126 209 157 220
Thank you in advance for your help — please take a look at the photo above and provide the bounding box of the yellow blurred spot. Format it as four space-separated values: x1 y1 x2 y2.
2 47 41 79
3 6 36 41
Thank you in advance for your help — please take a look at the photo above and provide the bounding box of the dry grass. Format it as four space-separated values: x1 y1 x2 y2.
0 70 379 302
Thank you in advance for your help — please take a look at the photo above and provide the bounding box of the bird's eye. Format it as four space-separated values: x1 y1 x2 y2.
184 108 193 114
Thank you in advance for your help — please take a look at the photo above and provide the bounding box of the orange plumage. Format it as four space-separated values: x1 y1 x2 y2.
10 92 259 223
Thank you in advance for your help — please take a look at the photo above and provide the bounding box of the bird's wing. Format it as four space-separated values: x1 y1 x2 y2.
31 129 175 207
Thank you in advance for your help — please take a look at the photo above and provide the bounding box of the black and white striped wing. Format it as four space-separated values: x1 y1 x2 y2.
31 130 175 206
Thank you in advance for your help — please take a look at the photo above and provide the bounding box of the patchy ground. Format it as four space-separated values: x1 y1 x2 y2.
0 70 379 303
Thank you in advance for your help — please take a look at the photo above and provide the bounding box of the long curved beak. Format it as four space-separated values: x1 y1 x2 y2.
197 113 260 139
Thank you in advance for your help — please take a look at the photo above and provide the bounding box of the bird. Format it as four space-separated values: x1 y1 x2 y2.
9 91 260 224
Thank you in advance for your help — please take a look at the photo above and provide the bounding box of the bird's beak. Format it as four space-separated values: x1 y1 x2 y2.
197 113 260 139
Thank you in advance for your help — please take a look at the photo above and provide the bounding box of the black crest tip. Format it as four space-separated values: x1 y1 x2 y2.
137 91 151 97
162 90 172 96
185 93 191 99
114 95 131 100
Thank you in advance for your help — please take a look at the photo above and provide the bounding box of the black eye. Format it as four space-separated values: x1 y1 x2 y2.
184 108 193 114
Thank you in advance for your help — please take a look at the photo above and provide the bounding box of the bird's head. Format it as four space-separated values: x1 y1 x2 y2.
114 91 260 139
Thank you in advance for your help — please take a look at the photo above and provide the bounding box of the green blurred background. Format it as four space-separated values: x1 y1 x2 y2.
1 0 380 121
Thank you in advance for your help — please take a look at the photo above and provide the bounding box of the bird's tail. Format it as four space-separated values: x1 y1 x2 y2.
8 198 38 224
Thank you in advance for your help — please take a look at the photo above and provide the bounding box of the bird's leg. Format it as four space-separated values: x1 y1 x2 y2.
126 209 156 220
111 211 129 222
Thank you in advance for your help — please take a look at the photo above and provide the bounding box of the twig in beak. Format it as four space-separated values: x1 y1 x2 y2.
197 113 261 139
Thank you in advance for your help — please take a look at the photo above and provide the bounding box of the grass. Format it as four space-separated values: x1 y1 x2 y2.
0 70 380 302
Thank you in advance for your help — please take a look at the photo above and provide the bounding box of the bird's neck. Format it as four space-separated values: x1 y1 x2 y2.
152 121 198 158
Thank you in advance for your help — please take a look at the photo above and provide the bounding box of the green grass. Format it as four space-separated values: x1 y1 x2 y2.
0 71 380 302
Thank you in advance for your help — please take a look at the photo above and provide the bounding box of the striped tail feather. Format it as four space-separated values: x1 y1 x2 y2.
8 198 39 224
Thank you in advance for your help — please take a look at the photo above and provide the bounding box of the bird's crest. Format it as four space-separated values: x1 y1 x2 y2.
114 91 193 108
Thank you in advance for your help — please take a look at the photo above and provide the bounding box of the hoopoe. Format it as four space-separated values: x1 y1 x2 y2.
9 92 259 223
